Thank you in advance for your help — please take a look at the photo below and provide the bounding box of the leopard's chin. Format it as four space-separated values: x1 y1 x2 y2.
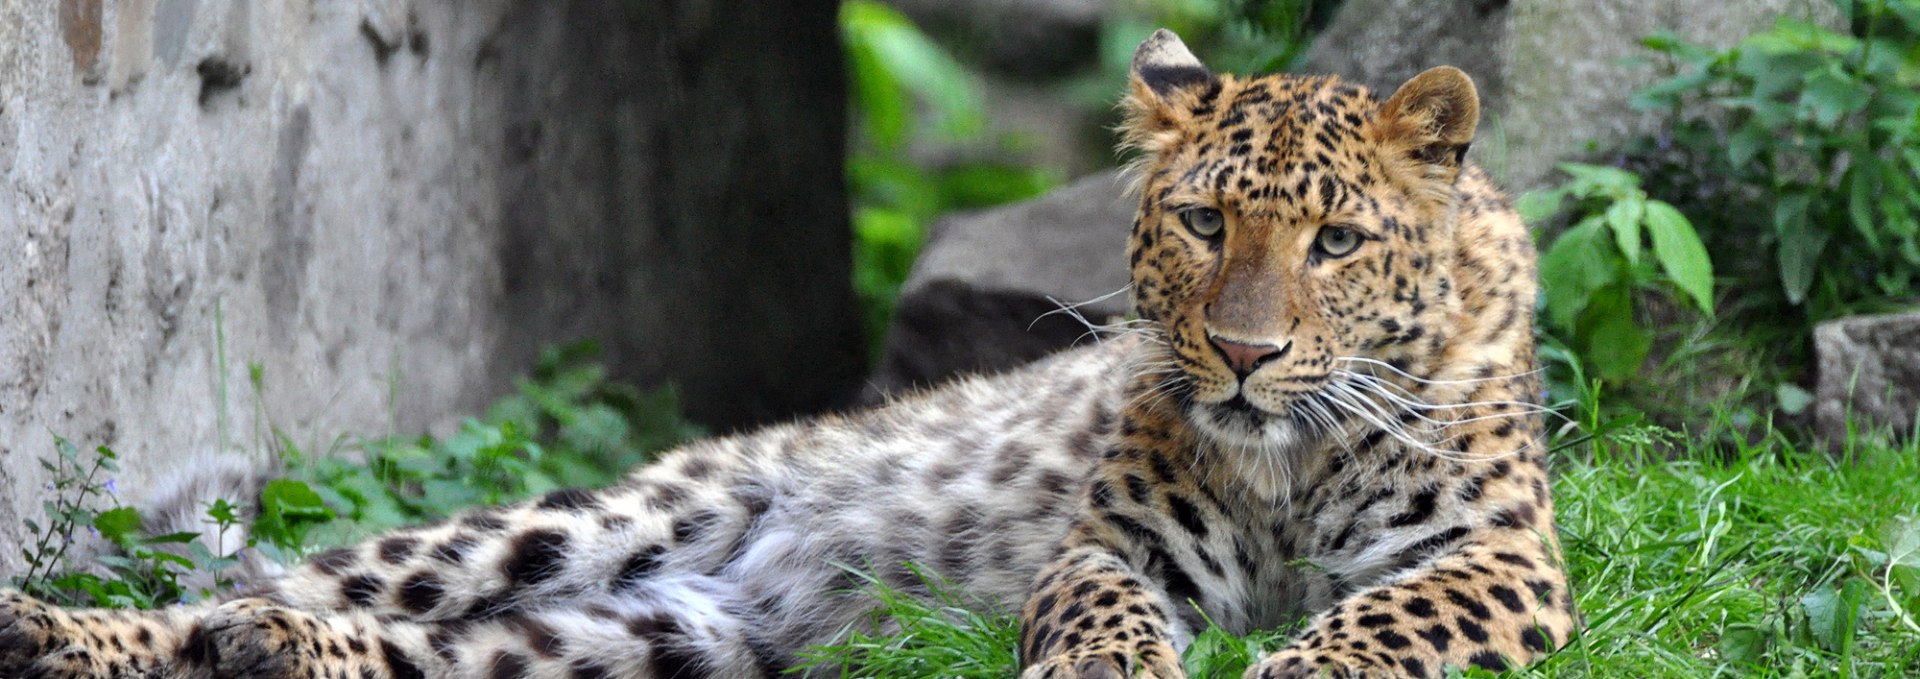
1188 395 1308 451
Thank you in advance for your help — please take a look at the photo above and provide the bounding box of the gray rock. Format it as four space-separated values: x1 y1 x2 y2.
1816 311 1920 442
1304 0 1840 191
867 170 1135 397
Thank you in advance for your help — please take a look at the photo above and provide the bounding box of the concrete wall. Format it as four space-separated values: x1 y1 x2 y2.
0 0 862 574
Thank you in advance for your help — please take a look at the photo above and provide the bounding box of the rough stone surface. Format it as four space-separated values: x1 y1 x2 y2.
1815 311 1920 441
890 0 1112 79
1304 0 1839 190
867 170 1135 398
0 0 861 573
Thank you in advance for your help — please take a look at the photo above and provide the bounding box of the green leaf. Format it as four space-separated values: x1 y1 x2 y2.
204 498 240 525
91 507 142 544
1727 122 1771 168
141 531 202 545
1718 623 1774 665
1845 160 1883 254
1605 196 1645 266
1539 220 1620 331
1800 62 1871 127
1557 163 1641 196
1773 193 1825 305
1775 383 1816 415
839 0 983 142
1515 189 1566 223
1802 578 1870 653
1886 517 1920 605
1642 201 1714 314
1576 285 1651 383
841 7 908 150
253 479 334 551
1736 50 1820 103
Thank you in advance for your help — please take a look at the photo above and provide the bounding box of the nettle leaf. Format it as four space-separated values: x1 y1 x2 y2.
1605 196 1646 266
1516 189 1567 223
1737 50 1819 103
1643 201 1714 314
1728 122 1772 168
1539 220 1619 331
1576 285 1650 383
1802 64 1873 128
254 479 335 551
91 507 142 544
141 532 201 545
1557 162 1641 196
1802 578 1871 654
1718 622 1775 665
1887 516 1920 582
1773 192 1825 305
1845 160 1883 254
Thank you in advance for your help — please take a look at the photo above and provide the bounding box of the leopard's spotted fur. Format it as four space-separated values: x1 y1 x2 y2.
0 30 1571 679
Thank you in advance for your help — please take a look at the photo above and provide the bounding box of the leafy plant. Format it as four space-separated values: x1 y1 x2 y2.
840 0 1062 351
1522 162 1716 384
13 441 249 609
1634 0 1920 320
289 342 700 548
14 344 700 607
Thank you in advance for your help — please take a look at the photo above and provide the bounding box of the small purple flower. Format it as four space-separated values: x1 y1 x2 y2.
103 479 118 496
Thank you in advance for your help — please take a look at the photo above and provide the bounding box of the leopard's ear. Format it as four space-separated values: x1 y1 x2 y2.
1374 66 1480 183
1121 29 1216 155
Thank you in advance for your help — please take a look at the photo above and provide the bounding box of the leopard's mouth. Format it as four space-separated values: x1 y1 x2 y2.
1219 393 1262 417
1185 380 1353 450
1189 393 1293 450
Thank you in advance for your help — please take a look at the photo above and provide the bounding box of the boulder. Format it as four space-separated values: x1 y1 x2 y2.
866 171 1135 398
1815 311 1920 442
1303 0 1840 191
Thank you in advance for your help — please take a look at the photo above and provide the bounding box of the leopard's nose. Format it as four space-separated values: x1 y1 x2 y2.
1208 335 1289 378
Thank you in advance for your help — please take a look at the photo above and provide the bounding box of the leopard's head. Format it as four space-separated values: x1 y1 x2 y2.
1121 30 1482 449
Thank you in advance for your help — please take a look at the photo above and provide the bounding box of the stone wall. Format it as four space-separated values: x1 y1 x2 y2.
0 0 862 574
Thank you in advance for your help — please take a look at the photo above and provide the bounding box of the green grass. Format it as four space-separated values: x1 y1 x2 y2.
806 430 1920 678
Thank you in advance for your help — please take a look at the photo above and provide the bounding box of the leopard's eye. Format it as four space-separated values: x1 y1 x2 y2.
1314 226 1362 258
1180 208 1225 238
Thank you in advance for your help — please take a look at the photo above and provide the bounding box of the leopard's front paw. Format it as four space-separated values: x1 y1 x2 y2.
1 589 75 677
1243 647 1374 679
190 598 371 679
1 589 193 679
1021 640 1185 679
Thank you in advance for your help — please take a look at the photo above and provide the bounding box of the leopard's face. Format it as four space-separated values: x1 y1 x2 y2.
1122 38 1481 449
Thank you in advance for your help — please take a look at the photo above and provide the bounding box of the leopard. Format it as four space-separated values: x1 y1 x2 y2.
0 29 1572 679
